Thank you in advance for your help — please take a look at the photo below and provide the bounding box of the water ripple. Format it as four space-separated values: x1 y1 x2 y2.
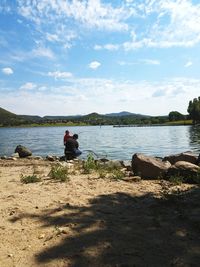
0 125 199 160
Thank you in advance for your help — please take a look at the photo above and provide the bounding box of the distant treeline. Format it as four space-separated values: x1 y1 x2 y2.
1 96 200 127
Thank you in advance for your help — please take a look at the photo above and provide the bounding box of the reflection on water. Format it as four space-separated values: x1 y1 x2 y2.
0 125 199 160
189 125 200 152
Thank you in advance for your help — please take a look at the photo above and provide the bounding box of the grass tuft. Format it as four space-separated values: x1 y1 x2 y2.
49 165 69 182
21 174 41 184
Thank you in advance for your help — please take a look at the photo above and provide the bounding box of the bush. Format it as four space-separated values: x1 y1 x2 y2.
83 154 97 174
168 170 200 185
82 154 126 180
168 175 185 185
111 169 125 180
49 165 69 182
21 174 41 184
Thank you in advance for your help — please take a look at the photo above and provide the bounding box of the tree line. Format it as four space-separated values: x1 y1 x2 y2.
1 96 200 126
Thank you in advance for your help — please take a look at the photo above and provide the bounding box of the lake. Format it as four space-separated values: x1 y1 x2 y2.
0 125 200 160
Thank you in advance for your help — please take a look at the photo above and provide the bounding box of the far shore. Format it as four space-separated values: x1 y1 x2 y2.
0 119 194 128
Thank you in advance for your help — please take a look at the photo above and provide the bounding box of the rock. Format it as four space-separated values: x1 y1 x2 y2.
7 157 17 161
163 151 198 165
132 153 171 179
15 145 32 158
99 158 109 163
103 160 123 169
28 156 43 160
121 160 132 171
175 161 200 171
123 176 141 182
46 155 57 161
59 156 66 161
197 153 200 165
38 234 45 239
11 153 19 158
167 160 200 183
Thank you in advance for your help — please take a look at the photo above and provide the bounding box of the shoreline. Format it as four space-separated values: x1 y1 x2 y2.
0 119 194 128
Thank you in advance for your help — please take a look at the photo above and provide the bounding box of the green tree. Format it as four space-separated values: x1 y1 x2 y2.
168 111 185 121
187 97 200 124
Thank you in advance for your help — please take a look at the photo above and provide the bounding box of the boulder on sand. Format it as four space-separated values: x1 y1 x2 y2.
163 151 198 165
167 161 200 183
15 145 32 158
132 153 171 179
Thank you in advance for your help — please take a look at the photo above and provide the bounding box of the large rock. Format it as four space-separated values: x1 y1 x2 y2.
132 153 171 179
15 145 32 158
197 154 200 165
163 151 198 165
167 161 200 183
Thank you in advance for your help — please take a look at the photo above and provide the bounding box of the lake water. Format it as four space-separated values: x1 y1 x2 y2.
0 125 200 160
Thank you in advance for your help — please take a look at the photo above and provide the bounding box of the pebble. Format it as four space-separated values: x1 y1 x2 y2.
38 234 45 239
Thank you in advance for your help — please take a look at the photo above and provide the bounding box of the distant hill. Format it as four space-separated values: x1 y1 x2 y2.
0 107 17 119
0 107 165 126
0 107 20 125
18 115 42 122
105 111 151 117
43 115 82 120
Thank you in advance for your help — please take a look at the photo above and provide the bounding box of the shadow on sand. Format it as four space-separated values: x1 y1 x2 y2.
10 187 200 267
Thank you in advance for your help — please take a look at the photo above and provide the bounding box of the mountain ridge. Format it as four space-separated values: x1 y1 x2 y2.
0 106 168 126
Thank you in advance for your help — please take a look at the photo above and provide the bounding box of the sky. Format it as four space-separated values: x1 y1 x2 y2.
0 0 200 116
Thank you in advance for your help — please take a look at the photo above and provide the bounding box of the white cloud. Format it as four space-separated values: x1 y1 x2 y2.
48 71 73 79
123 0 200 49
89 61 101 70
141 59 160 65
94 43 120 51
17 0 132 32
46 33 59 42
1 77 198 116
20 82 37 90
32 47 54 59
2 67 13 75
184 61 193 68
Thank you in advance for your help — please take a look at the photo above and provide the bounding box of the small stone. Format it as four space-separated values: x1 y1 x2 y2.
38 234 45 239
11 153 19 158
132 176 142 182
7 157 17 161
8 254 13 258
9 210 15 216
46 155 55 161
60 229 68 234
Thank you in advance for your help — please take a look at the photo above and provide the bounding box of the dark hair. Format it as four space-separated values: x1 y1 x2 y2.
73 134 78 139
65 130 69 134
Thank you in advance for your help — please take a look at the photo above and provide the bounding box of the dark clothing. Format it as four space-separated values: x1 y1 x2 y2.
65 138 82 157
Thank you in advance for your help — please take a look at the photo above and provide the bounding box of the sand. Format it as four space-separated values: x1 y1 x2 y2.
0 158 200 267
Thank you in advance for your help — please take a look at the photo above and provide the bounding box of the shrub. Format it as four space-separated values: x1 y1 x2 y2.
97 168 107 178
111 169 125 180
168 175 184 185
49 165 69 182
21 174 41 184
168 170 200 185
83 154 97 174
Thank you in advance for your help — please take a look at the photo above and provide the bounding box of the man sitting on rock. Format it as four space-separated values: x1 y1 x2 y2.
64 134 82 159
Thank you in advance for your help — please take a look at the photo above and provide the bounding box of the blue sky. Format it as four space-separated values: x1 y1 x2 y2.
0 0 200 116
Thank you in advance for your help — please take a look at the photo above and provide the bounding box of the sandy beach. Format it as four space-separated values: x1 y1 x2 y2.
0 158 199 267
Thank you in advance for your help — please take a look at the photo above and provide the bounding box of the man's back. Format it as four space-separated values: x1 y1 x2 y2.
65 138 78 153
